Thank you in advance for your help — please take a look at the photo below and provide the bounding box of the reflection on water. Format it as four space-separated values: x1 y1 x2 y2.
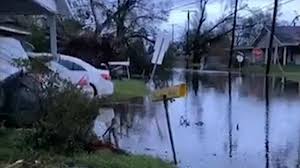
95 70 300 168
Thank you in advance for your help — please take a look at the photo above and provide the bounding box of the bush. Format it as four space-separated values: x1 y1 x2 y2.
27 74 101 154
12 58 102 154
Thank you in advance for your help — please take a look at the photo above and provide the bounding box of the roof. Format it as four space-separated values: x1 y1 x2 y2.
233 46 254 50
273 26 300 45
0 0 71 15
0 26 31 36
0 17 31 36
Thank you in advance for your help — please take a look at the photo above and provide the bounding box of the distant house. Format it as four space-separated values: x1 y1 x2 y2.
204 35 231 69
235 26 300 65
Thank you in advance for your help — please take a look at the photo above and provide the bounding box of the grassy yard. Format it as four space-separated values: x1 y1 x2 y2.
0 129 173 168
110 80 149 102
241 65 300 74
240 65 300 82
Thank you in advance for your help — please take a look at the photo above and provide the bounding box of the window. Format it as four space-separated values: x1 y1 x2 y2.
58 60 73 70
58 59 86 71
72 63 86 71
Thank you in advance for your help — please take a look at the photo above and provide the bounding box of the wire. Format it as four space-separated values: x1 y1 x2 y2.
168 0 201 12
240 0 296 18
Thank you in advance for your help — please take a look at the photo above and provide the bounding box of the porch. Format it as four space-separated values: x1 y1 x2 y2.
262 45 300 65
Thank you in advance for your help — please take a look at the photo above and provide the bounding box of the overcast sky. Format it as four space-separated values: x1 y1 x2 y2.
163 0 300 37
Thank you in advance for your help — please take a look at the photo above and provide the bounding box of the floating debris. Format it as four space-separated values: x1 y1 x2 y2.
195 121 204 126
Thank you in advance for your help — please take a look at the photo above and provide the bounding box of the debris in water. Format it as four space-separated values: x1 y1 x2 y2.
236 124 239 131
145 148 154 151
195 121 204 126
180 116 190 127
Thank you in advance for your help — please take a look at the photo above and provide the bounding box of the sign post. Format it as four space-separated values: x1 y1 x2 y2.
150 33 171 81
236 52 244 72
163 95 178 165
151 84 187 165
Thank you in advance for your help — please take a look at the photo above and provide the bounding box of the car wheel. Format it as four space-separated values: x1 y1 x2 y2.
90 84 98 96
82 84 97 98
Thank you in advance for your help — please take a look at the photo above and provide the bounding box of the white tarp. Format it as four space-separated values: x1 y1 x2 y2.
33 0 57 14
32 0 71 15
0 37 28 80
151 32 171 65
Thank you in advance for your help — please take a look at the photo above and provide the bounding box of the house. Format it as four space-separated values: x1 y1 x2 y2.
204 35 231 70
235 26 300 65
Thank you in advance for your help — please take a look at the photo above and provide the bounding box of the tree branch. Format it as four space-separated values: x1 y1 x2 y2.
127 33 155 43
195 0 208 37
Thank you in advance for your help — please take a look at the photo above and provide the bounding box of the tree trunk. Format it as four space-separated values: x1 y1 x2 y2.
228 0 239 69
90 0 101 37
266 0 279 75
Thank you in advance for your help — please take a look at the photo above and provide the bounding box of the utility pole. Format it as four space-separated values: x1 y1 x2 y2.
186 10 190 69
172 24 175 43
266 0 279 75
182 10 196 69
228 0 239 69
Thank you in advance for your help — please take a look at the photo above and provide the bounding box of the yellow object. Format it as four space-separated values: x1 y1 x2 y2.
151 84 188 101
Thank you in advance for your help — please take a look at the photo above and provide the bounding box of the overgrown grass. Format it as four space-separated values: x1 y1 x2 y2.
0 129 173 168
111 80 149 102
0 129 24 162
75 151 173 168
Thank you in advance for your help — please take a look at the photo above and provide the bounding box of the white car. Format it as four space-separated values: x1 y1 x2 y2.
49 55 114 97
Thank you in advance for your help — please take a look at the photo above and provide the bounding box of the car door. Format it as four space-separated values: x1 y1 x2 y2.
58 59 89 86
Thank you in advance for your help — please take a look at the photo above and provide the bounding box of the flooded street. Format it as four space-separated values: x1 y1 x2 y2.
96 70 300 168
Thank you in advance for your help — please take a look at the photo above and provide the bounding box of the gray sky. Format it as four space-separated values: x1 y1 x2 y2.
163 0 300 36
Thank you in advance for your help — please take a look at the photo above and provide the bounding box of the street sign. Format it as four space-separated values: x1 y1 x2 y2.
150 32 171 81
252 48 264 60
151 84 188 101
151 33 171 65
236 52 244 63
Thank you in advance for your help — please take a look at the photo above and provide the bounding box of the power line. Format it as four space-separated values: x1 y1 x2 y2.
240 0 295 18
168 0 200 12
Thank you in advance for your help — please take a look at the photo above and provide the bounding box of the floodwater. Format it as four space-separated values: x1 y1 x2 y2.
95 70 300 168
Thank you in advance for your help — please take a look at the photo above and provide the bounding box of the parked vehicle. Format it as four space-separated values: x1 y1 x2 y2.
47 60 94 96
49 55 114 97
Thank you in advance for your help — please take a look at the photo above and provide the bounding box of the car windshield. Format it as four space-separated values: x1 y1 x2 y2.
2 1 300 168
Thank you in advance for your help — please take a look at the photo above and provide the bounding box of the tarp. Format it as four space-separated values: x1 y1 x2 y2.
33 0 57 14
0 37 28 80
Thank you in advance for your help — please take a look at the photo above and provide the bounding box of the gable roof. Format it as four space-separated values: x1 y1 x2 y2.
273 26 300 44
251 26 300 47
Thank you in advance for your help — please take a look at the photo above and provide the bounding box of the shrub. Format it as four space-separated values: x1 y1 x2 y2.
13 58 102 154
28 74 101 154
